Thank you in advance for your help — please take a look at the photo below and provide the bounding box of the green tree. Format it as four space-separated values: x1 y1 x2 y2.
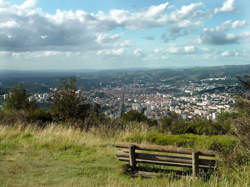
4 84 37 111
51 77 86 122
121 110 148 122
121 110 157 126
233 75 250 151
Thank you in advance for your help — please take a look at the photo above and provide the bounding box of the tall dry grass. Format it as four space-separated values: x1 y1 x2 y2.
0 122 249 187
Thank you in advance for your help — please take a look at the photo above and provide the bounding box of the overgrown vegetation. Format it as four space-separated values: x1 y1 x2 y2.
0 125 249 187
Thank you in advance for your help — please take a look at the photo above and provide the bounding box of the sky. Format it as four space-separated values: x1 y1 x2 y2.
0 0 250 70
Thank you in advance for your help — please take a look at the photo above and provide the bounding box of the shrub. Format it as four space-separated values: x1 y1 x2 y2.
26 109 53 124
4 84 37 112
124 132 237 151
50 77 102 127
121 110 157 126
159 113 232 136
51 77 84 122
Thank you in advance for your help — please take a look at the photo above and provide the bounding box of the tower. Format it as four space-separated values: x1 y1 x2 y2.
120 86 126 116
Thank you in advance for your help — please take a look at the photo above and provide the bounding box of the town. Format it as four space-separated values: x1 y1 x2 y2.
0 76 238 120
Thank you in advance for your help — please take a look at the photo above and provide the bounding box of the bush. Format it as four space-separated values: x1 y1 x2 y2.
4 84 37 112
26 109 53 124
121 110 157 126
159 113 232 135
124 132 237 151
51 77 84 122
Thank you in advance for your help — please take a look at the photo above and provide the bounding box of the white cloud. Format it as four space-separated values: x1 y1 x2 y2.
201 47 210 52
161 2 206 42
184 45 195 53
221 50 243 57
199 20 249 45
144 2 169 18
0 1 207 53
134 49 143 56
214 0 235 14
20 0 37 9
119 40 132 47
167 46 179 54
0 0 9 6
97 48 124 56
0 20 19 28
96 33 120 44
221 50 230 57
215 20 246 31
112 48 124 55
40 35 48 39
231 20 246 29
171 2 203 20
154 48 161 53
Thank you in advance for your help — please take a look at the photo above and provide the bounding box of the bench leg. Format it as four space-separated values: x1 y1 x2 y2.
192 151 200 177
129 145 136 171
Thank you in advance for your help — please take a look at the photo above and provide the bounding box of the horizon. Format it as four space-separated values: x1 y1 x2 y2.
1 63 250 73
0 0 250 70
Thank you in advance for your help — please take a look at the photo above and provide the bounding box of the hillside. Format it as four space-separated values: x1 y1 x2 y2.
0 124 249 187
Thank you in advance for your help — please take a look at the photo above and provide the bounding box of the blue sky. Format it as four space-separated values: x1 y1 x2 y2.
0 0 250 70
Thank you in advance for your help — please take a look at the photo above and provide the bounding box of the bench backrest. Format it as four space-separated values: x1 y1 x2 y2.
115 142 217 177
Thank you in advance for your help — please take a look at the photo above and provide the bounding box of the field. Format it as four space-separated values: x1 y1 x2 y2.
0 124 249 187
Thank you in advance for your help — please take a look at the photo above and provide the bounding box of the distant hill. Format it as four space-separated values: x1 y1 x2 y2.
1 64 250 92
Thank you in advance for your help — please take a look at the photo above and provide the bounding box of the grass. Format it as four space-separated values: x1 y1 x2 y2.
124 132 238 153
0 124 249 187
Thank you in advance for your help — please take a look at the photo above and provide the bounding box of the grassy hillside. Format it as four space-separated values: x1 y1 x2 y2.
0 124 249 187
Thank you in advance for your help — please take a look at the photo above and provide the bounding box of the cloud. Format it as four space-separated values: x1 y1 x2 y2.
199 20 249 45
134 49 143 56
119 40 133 47
215 20 246 32
0 5 118 52
144 2 169 18
161 2 206 42
0 20 19 28
19 0 37 9
200 30 238 45
100 2 170 30
221 50 230 57
96 33 121 44
0 0 9 6
97 48 124 56
184 45 195 53
153 45 219 57
0 1 221 55
221 50 243 57
170 2 203 20
154 48 162 53
167 46 179 54
0 1 208 53
214 0 235 14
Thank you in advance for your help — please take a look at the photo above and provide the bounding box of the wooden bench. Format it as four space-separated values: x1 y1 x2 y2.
115 142 217 178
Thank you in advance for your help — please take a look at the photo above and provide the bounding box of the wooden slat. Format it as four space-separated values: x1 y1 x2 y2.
136 153 192 164
116 151 215 166
117 157 215 169
115 142 216 157
136 152 192 161
116 151 192 164
116 151 192 161
116 151 129 158
118 157 192 168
